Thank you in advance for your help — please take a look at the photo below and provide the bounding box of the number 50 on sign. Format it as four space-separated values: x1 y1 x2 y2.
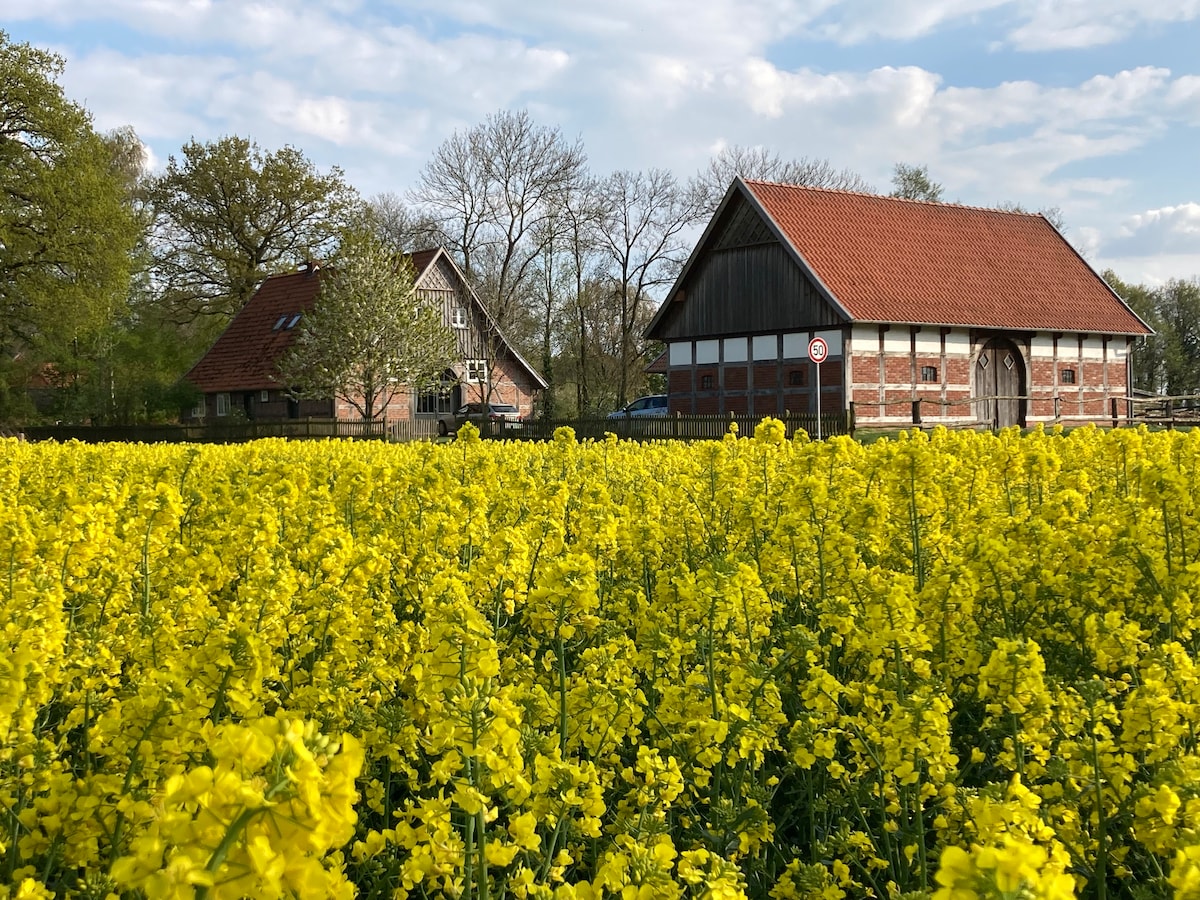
808 336 828 363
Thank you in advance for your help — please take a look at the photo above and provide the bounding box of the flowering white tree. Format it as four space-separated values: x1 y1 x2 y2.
279 228 458 421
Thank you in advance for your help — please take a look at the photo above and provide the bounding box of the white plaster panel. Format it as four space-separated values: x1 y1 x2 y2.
1111 341 1129 359
1082 337 1104 360
914 332 941 354
669 342 691 366
814 330 843 356
944 331 971 355
883 331 910 354
851 325 878 349
695 339 720 364
723 337 748 363
782 333 807 359
753 335 778 361
1030 334 1056 359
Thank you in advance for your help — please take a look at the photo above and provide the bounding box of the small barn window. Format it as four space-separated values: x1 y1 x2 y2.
788 369 806 386
700 374 714 390
1061 368 1077 384
465 359 488 384
920 365 938 382
216 393 230 417
451 307 468 329
191 399 205 418
260 390 270 402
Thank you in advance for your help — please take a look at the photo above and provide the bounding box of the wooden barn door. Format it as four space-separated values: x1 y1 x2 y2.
975 338 1026 429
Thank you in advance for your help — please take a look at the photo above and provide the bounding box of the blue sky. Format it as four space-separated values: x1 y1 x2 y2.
4 0 1199 286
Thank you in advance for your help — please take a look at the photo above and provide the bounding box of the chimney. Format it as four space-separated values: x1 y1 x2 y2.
303 259 320 275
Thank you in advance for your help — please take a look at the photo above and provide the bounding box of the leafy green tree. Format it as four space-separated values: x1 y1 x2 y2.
147 136 358 334
889 162 944 202
1158 278 1200 396
0 32 141 377
1104 270 1164 394
278 228 458 421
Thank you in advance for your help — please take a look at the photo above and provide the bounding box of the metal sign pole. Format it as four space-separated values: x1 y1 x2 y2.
808 336 828 441
816 361 822 441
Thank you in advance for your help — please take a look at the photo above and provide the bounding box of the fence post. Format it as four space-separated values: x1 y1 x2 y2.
1054 396 1061 423
1110 397 1119 429
673 411 680 439
912 398 922 427
847 401 856 438
1167 399 1175 429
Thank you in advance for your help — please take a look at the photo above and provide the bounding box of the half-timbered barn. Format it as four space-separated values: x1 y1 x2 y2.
185 248 546 422
645 178 1152 429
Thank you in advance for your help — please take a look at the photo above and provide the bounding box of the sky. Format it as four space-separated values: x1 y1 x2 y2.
4 0 1199 288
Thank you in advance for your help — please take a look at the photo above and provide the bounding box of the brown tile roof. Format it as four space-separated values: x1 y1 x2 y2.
185 269 321 393
186 251 445 394
742 180 1151 335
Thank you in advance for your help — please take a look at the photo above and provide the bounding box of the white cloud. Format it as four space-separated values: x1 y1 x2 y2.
5 0 1200 285
1007 0 1200 51
1103 203 1200 257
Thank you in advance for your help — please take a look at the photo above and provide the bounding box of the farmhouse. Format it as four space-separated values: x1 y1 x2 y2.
185 247 547 422
645 178 1152 429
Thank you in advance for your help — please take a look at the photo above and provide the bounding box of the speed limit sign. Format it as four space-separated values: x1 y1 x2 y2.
808 336 829 441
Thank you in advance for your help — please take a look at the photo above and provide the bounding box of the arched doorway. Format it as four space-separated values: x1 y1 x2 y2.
974 337 1026 429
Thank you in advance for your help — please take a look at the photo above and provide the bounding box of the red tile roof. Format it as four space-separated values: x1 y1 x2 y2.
742 180 1151 335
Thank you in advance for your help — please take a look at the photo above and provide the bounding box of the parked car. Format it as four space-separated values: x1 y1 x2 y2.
437 402 524 437
606 395 669 419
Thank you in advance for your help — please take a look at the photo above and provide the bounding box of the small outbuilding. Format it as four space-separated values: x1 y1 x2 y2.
645 178 1152 429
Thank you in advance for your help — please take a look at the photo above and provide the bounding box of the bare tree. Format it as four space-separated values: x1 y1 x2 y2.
412 110 587 342
596 168 701 405
690 145 873 215
367 192 445 252
994 200 1066 232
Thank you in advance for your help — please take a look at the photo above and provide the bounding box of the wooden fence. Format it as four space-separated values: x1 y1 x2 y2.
492 411 852 442
849 393 1200 430
17 417 439 445
12 395 1196 446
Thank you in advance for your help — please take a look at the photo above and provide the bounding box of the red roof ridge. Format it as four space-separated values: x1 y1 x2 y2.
740 178 1048 219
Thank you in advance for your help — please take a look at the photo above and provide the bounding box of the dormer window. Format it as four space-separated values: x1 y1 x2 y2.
287 314 301 329
274 315 288 330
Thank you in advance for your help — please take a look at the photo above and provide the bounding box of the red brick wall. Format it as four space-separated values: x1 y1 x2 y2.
724 367 748 391
669 370 692 396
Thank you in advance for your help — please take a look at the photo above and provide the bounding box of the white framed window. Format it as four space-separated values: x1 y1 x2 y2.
753 335 778 361
191 399 205 418
465 359 488 384
216 393 230 417
260 390 270 402
451 307 468 329
723 337 748 362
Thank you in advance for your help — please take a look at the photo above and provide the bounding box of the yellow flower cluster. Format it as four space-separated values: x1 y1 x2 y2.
3 423 1200 899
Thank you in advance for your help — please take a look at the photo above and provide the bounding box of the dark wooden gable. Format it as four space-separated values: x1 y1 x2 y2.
651 189 847 342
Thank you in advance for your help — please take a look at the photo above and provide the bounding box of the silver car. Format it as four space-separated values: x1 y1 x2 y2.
607 395 669 419
438 402 524 436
